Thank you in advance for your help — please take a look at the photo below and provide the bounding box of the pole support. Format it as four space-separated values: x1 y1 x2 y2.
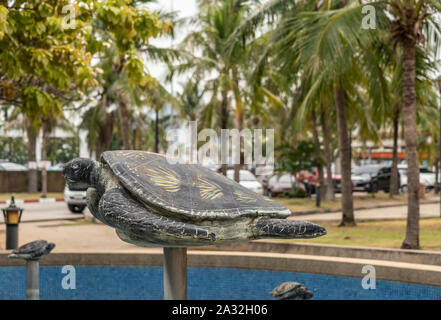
163 247 187 300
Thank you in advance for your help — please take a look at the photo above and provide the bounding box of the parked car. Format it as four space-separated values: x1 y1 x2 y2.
297 169 343 193
351 165 386 191
0 161 28 171
226 169 263 195
366 166 400 193
47 163 64 171
64 184 87 213
398 165 436 193
267 174 296 197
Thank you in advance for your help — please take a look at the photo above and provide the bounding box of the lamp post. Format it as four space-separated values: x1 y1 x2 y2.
2 196 24 249
9 240 55 300
437 77 441 217
316 181 321 208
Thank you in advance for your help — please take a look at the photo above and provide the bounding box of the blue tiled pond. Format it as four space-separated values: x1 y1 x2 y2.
1 266 440 300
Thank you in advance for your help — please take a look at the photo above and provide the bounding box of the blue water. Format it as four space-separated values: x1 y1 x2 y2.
1 266 440 300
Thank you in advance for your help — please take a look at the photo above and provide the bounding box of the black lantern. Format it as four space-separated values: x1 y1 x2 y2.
2 196 23 249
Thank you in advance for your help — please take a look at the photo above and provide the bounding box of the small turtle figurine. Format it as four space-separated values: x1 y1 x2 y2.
269 282 313 300
62 151 326 247
9 240 55 260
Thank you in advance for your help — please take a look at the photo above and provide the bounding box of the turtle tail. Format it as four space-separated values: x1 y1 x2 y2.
253 218 326 239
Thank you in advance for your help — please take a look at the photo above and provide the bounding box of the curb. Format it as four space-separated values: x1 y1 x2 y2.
2 251 441 287
0 198 65 205
292 199 440 216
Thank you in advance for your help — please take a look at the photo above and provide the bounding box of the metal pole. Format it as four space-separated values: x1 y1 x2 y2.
6 224 18 250
26 260 39 300
436 81 441 217
316 183 321 208
163 247 187 300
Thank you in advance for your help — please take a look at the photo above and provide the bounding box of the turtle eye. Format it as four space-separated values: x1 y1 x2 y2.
72 164 79 169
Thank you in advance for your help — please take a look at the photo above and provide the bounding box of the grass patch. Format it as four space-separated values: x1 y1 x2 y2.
276 193 411 212
0 193 64 201
62 220 96 227
280 218 441 251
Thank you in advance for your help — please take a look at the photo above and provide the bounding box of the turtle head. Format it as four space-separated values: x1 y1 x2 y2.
63 158 98 189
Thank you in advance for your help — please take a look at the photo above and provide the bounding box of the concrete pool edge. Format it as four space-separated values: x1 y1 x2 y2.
1 250 441 287
196 241 441 266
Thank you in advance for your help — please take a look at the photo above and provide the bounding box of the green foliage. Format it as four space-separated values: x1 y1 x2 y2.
276 140 326 176
0 0 98 128
281 187 307 199
0 137 28 164
93 0 171 87
46 137 79 165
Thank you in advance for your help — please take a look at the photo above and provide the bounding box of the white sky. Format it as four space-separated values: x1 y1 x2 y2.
146 0 198 91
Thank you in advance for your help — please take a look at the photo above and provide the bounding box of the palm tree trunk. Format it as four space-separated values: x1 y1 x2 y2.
322 105 335 200
155 108 159 153
96 112 114 160
335 82 355 226
26 126 38 193
232 69 243 182
389 103 400 197
233 114 243 183
118 94 131 150
401 40 420 249
41 121 49 198
220 90 228 176
311 109 324 190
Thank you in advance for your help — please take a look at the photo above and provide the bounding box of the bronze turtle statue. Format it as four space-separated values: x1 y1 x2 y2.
9 240 55 260
269 282 313 300
62 151 326 247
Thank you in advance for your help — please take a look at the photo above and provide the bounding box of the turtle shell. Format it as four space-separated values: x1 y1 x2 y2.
102 151 291 220
13 240 48 254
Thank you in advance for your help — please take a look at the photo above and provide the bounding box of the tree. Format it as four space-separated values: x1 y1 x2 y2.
276 140 326 182
76 0 175 156
384 0 440 249
0 0 98 126
250 0 440 238
253 1 390 226
0 0 98 191
176 0 256 179
92 0 172 149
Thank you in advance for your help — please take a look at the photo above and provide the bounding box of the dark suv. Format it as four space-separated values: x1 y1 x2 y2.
367 166 400 193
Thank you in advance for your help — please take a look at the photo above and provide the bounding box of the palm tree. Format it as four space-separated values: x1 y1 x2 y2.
249 0 440 242
383 0 440 248
259 1 391 225
175 0 256 179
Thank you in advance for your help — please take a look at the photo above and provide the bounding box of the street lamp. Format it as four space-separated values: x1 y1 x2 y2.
437 76 441 217
2 196 24 249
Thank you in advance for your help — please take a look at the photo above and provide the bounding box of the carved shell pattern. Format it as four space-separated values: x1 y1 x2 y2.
198 175 224 200
234 190 257 203
144 167 181 192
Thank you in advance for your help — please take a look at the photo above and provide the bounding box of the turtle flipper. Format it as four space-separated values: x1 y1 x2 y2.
253 218 326 239
98 188 216 244
86 187 108 225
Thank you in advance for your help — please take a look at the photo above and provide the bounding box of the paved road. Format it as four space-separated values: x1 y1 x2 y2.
1 199 440 224
292 202 441 222
0 201 84 223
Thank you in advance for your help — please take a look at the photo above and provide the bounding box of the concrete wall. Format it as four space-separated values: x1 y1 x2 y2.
196 241 441 266
1 249 441 286
0 171 65 193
